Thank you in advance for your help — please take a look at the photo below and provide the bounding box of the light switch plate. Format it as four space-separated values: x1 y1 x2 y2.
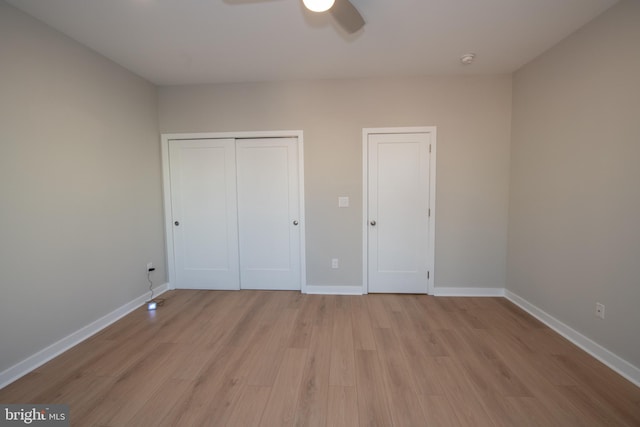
338 196 349 208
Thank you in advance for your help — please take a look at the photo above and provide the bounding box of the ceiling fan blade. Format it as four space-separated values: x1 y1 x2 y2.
330 0 365 34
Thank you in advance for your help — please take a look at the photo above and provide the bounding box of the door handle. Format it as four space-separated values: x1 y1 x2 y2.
370 220 376 226
293 220 299 226
174 221 180 226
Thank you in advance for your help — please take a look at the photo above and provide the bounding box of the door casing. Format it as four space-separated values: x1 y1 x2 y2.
362 127 437 295
161 130 307 293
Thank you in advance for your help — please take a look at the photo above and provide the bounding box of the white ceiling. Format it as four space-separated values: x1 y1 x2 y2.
7 0 618 86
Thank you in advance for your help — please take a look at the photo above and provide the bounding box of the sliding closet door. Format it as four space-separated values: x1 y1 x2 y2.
236 138 301 290
169 139 240 290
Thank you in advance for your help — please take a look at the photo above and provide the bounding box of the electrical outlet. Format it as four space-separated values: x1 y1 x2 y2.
147 262 154 271
595 302 605 319
331 258 339 269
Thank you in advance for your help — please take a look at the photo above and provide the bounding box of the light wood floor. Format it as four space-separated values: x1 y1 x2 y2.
1 291 639 426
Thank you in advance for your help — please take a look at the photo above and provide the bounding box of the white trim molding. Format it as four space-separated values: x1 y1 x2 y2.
433 287 505 297
505 290 640 388
0 283 169 389
304 285 364 295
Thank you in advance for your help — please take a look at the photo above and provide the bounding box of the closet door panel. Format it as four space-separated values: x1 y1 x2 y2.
169 139 240 290
236 138 301 290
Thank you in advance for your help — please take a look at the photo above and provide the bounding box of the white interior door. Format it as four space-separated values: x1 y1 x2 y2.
367 132 431 293
236 138 301 290
169 139 240 290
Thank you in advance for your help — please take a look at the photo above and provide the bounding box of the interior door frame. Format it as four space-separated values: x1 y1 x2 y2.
161 130 307 293
362 127 437 295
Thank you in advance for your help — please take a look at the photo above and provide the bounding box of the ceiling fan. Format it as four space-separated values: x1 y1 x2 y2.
303 0 365 34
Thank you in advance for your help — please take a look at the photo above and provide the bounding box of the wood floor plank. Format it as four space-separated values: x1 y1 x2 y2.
167 347 217 381
75 341 179 426
259 348 308 427
246 308 299 386
193 302 286 427
412 294 453 330
158 290 233 344
475 392 558 427
397 336 446 396
225 291 273 348
1 290 638 427
366 294 392 329
501 396 562 427
418 394 464 427
169 294 283 425
350 296 376 351
372 326 418 392
431 356 497 427
167 344 247 426
293 323 333 427
372 327 428 426
389 307 448 360
179 291 250 348
225 385 271 427
557 384 635 426
354 349 393 426
327 385 359 427
125 378 193 427
45 375 117 424
552 354 640 425
288 295 319 349
0 372 46 403
478 325 598 425
485 328 577 386
439 327 533 398
329 303 356 387
312 295 333 327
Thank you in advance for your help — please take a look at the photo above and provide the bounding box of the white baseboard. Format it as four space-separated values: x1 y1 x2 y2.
304 285 504 297
0 283 169 390
304 285 364 295
433 287 505 297
505 290 640 388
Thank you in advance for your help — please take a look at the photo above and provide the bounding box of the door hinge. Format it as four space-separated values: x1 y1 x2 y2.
427 271 430 279
429 144 432 153
428 208 431 217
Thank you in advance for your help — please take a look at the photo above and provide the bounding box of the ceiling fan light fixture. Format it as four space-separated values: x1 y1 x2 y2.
303 0 335 13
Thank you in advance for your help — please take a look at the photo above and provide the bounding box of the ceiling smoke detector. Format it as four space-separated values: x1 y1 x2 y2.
460 53 476 65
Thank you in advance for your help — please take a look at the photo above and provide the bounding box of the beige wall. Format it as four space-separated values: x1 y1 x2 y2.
0 2 165 373
509 0 640 367
159 76 512 290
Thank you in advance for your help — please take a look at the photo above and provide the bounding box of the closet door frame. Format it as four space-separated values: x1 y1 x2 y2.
161 130 307 293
